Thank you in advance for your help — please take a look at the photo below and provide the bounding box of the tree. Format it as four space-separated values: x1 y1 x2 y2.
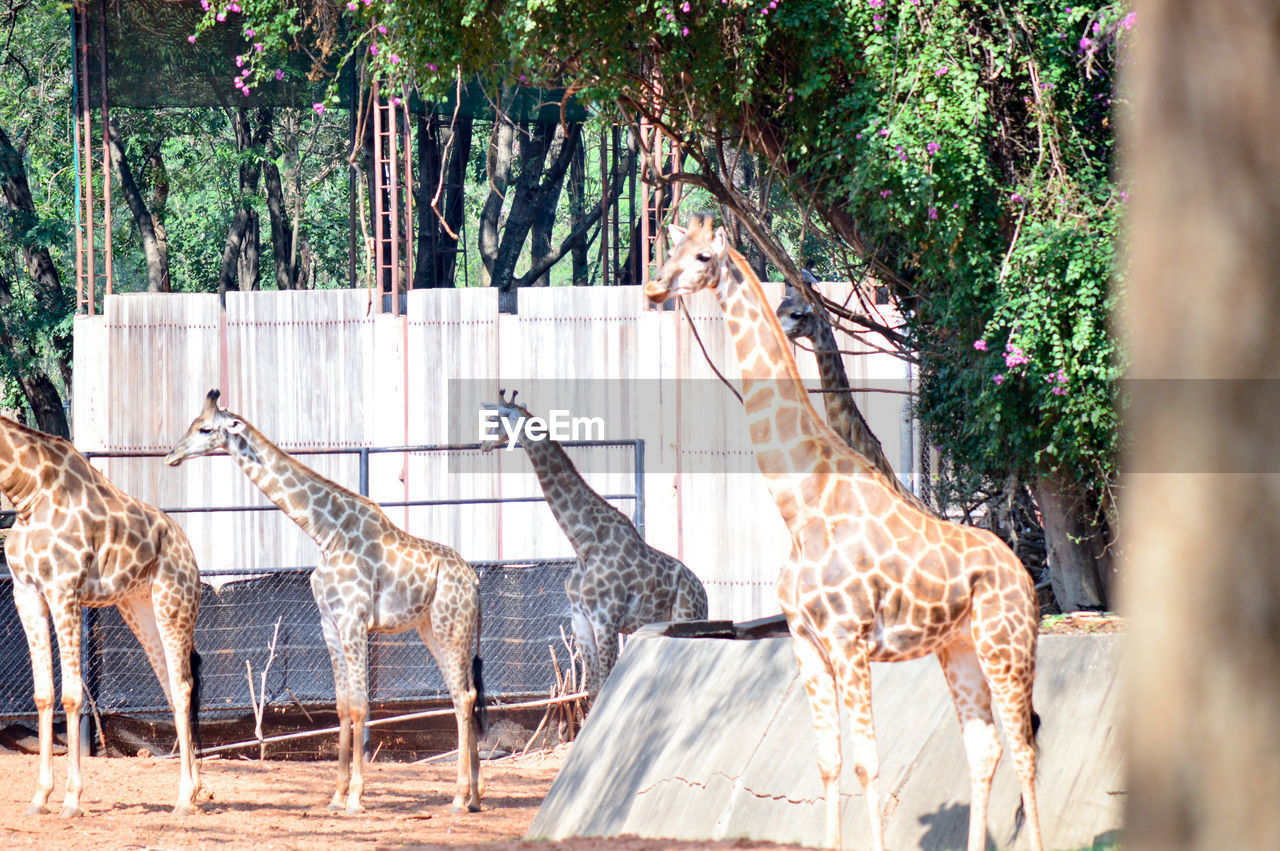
222 0 1122 609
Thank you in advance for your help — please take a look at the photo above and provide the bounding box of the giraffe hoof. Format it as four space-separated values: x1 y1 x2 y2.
450 802 481 814
344 803 365 816
326 801 344 812
171 803 193 817
25 803 50 816
58 805 84 819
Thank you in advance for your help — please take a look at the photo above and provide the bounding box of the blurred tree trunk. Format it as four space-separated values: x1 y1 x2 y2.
567 137 588 285
219 107 272 297
529 123 578 287
1124 1 1280 848
264 160 296 289
1033 468 1113 611
414 113 472 288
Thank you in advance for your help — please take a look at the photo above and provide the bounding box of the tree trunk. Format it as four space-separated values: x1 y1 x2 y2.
415 113 473 288
529 123 577 287
264 161 296 289
0 124 72 404
478 97 516 288
149 146 171 292
218 207 251 298
237 209 261 291
1032 468 1111 611
0 273 69 437
106 122 168 292
568 138 588 285
1125 1 1280 848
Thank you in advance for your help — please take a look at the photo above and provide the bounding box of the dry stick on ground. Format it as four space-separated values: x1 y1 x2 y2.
244 617 283 761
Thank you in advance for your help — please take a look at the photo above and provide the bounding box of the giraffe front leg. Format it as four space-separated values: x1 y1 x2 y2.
13 579 55 815
50 601 86 818
318 614 353 812
568 608 600 700
338 621 370 815
787 625 848 850
832 640 884 851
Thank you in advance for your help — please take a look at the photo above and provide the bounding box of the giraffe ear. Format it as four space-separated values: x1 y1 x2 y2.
711 226 729 256
667 224 687 244
224 417 246 435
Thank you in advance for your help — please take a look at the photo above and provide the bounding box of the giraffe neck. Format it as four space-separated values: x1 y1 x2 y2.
516 431 629 552
223 422 355 546
806 319 859 442
714 251 882 517
0 416 68 516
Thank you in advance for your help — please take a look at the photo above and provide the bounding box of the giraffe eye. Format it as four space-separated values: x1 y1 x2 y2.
789 311 804 321
198 427 214 434
695 252 712 263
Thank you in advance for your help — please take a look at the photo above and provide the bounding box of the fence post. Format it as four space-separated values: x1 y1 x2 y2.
357 446 372 758
79 608 95 756
633 439 645 539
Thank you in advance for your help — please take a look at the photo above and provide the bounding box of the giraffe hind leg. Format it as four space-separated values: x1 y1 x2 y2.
49 597 86 818
937 642 1001 851
419 621 482 812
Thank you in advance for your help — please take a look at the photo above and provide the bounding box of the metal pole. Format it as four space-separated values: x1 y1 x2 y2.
70 8 84 312
599 128 608 286
78 6 94 315
633 439 645 539
388 95 400 313
371 84 385 313
98 0 113 296
358 447 369 496
403 97 413 294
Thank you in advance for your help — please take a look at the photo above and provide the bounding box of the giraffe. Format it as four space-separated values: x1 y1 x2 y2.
0 414 202 817
481 391 707 697
776 275 936 516
646 217 1042 851
165 390 484 814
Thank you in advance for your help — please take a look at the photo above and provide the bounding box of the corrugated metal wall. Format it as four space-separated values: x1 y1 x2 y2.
72 285 913 623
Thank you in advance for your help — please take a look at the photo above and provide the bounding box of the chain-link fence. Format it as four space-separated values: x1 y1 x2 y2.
0 439 641 724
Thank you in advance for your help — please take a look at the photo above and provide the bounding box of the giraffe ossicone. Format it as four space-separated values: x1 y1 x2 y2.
481 389 708 699
166 389 486 814
1 414 202 817
647 218 1043 851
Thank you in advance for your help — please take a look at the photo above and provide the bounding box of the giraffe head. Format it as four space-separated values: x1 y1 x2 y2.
644 214 729 304
164 390 246 466
479 389 535 452
776 270 824 341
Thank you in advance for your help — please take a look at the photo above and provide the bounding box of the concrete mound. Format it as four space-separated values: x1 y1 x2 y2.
530 628 1122 849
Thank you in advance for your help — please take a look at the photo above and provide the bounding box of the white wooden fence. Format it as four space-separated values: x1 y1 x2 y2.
72 285 916 622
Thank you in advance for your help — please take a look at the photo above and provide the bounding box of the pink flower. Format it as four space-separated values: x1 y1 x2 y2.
1010 192 1025 203
973 340 987 351
377 24 387 34
1122 11 1137 30
879 189 892 199
245 28 255 37
275 68 285 80
216 12 226 21
346 1 357 9
681 26 689 36
242 87 251 96
935 65 948 76
235 55 244 67
681 1 690 11
928 207 938 220
370 44 378 54
200 0 209 9
868 0 883 6
313 102 325 113
926 141 940 155
254 42 264 52
187 34 197 43
391 96 402 106
389 54 400 64
364 0 374 6
1079 36 1093 51
878 127 890 136
993 374 1005 385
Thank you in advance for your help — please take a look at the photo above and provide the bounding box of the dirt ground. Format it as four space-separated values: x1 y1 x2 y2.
0 745 814 851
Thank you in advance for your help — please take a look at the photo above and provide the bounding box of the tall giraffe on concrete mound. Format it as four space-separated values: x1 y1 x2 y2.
0 415 202 817
647 218 1042 851
776 276 936 516
481 391 707 697
165 390 484 814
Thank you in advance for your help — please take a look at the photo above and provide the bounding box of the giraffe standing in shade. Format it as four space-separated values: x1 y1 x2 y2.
165 390 484 814
646 218 1041 851
776 276 936 516
482 391 707 697
0 414 202 817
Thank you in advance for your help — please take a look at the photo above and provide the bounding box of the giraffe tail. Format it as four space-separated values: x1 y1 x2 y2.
189 649 203 754
1010 707 1042 841
471 655 489 735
